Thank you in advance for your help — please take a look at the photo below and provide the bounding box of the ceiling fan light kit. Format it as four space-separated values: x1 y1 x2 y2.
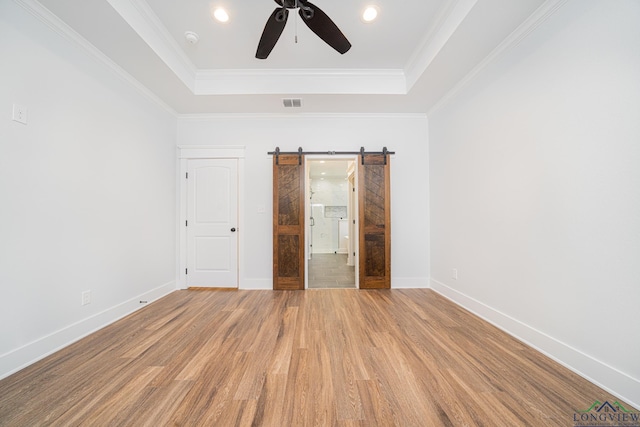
256 0 352 59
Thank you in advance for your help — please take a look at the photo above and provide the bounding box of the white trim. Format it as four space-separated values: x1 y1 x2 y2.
194 69 406 95
177 146 246 290
404 0 478 91
237 159 246 290
177 113 428 121
430 278 640 410
391 277 430 289
105 0 196 90
177 157 188 288
241 279 272 290
428 0 569 115
13 0 177 116
177 146 246 159
0 281 176 380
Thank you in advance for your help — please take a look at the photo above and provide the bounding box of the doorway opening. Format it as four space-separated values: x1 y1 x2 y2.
306 157 358 289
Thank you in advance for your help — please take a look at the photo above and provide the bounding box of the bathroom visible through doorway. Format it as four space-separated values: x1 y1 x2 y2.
306 158 357 289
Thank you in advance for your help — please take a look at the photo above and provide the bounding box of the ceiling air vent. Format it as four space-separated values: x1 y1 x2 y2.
283 98 302 108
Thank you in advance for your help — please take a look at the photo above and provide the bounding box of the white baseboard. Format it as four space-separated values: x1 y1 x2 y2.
0 281 177 380
430 279 640 410
392 277 430 289
240 278 271 290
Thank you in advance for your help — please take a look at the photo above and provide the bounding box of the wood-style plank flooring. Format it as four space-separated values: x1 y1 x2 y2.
0 289 635 426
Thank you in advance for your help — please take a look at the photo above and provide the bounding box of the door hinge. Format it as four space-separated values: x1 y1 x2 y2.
353 188 355 192
185 268 188 275
353 252 356 256
186 172 189 179
185 220 188 227
353 220 356 224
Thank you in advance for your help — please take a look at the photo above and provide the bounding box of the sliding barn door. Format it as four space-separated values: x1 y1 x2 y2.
359 154 391 289
273 155 305 290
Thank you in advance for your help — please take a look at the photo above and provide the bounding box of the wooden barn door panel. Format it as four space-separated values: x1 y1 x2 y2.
359 154 391 289
273 155 305 290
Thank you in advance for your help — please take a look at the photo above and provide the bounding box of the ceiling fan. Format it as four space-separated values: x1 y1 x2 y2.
256 0 352 59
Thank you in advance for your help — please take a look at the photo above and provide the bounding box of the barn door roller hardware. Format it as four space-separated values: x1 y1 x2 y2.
269 147 395 165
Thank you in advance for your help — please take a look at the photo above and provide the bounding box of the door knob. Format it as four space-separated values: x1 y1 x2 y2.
231 227 236 232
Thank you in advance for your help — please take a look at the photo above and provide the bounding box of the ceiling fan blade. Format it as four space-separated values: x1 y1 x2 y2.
256 8 289 59
298 2 351 54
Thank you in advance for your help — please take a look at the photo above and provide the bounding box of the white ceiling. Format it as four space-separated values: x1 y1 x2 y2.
147 0 446 70
31 0 554 114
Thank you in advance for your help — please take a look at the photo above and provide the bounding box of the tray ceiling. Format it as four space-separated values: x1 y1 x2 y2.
28 0 558 113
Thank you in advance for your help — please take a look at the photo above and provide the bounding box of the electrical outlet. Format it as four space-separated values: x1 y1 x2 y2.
12 104 28 125
452 268 458 280
81 290 91 306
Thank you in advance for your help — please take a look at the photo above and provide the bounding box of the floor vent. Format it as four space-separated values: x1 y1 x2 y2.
283 98 302 108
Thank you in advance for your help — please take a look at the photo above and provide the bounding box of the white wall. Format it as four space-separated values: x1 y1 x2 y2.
429 0 640 407
0 1 177 378
177 114 430 290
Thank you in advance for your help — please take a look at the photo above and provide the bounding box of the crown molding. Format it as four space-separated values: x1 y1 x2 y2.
13 0 177 116
106 0 197 90
428 0 569 115
177 113 427 120
404 0 478 91
194 69 407 95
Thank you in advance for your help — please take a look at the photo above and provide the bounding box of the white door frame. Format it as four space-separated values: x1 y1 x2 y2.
177 146 245 289
304 155 359 289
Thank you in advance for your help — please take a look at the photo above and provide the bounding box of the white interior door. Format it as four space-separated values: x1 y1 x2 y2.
187 159 238 288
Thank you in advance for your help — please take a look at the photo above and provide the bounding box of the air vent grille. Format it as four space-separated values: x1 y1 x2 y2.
283 98 302 108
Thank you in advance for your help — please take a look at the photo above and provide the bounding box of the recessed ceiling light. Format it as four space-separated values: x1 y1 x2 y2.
321 172 326 175
212 7 229 23
362 6 379 23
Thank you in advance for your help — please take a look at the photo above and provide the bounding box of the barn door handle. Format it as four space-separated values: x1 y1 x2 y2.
231 228 236 232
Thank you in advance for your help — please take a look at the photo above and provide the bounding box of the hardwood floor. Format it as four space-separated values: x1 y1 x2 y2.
0 289 635 426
